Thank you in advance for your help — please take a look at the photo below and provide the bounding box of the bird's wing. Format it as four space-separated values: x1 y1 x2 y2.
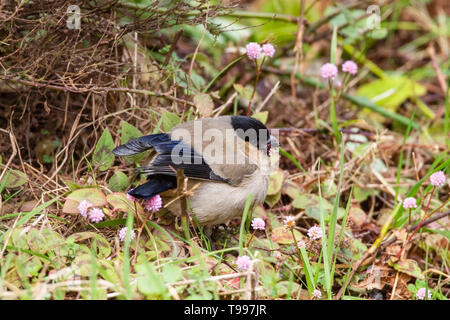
113 133 227 183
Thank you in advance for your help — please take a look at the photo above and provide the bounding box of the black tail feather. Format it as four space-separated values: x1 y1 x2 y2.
113 133 171 156
128 174 177 199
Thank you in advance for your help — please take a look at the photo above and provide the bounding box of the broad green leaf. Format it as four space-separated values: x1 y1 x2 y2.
67 232 111 258
233 83 253 100
252 111 268 124
1 169 27 188
92 128 115 171
10 228 29 250
63 188 107 214
120 121 142 144
353 187 380 202
267 171 284 195
15 255 42 278
264 191 281 207
271 226 304 245
27 229 48 254
136 263 169 299
390 259 425 280
162 264 183 283
357 76 426 112
340 238 368 263
106 192 139 213
108 171 129 192
120 121 146 164
292 193 345 221
161 110 180 132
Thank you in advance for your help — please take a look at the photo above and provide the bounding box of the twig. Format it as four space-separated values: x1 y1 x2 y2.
255 81 279 113
0 76 195 106
290 0 305 100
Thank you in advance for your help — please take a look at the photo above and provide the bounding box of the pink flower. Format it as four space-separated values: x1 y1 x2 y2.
236 255 252 271
88 207 104 223
307 225 322 241
283 216 296 229
77 200 93 218
145 194 162 212
297 240 306 249
430 171 446 187
342 60 358 75
403 197 417 209
118 227 136 242
416 287 432 300
312 289 322 299
245 42 262 60
262 43 275 58
320 63 338 80
126 193 135 201
251 217 266 230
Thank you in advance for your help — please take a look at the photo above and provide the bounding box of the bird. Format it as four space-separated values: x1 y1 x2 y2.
112 115 277 229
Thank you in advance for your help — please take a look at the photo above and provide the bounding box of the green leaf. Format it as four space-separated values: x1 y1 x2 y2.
390 259 425 280
267 171 284 195
106 192 140 213
136 263 169 299
353 187 379 202
233 83 253 100
252 111 268 124
67 232 111 258
161 110 180 132
15 254 42 278
120 121 146 164
0 169 27 188
270 227 304 245
27 229 48 254
108 171 129 192
92 128 115 171
356 76 426 112
120 121 142 144
162 264 183 283
63 188 107 214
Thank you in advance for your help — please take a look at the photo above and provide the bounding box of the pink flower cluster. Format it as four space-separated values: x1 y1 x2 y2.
145 194 163 212
245 42 275 60
236 255 252 271
307 225 322 241
312 289 322 299
430 171 446 187
251 217 266 230
77 200 105 223
118 227 136 242
416 287 432 300
400 171 446 217
402 197 417 209
320 60 358 80
297 240 306 249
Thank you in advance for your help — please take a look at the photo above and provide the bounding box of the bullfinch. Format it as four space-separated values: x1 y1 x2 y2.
113 115 277 227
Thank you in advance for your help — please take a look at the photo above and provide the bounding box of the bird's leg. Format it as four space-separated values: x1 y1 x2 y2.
202 226 216 251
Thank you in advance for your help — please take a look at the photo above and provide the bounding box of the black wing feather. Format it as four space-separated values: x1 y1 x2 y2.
112 133 170 156
128 174 176 199
113 133 227 192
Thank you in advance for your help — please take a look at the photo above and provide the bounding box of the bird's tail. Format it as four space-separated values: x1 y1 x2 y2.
128 174 177 199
